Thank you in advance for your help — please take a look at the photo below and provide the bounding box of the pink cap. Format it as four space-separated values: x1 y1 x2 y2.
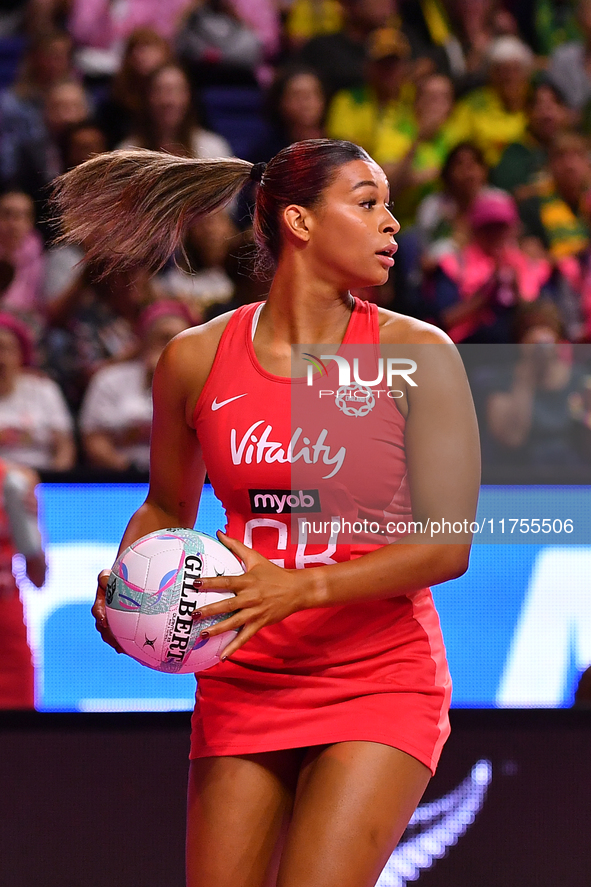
469 192 519 229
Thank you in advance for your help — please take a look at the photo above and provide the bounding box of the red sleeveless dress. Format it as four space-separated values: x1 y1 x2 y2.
190 298 451 774
0 462 34 709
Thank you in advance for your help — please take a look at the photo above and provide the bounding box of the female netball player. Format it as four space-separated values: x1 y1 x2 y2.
54 139 480 887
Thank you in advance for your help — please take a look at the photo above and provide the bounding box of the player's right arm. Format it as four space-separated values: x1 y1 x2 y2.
93 314 233 651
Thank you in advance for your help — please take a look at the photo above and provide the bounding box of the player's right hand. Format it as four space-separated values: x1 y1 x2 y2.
93 569 124 653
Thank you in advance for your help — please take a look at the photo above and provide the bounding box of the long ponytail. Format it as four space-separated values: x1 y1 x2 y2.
52 149 253 273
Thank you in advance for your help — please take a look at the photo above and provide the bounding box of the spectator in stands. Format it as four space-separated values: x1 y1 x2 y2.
485 299 589 466
543 236 591 343
40 116 106 309
439 0 520 93
60 118 107 171
285 0 343 51
79 301 191 471
326 26 413 155
391 0 510 90
42 78 91 172
376 72 461 227
426 190 552 343
45 263 153 411
532 0 580 56
416 141 495 250
96 27 172 150
0 30 75 186
297 0 396 97
452 35 534 167
0 190 44 316
2 28 73 108
0 313 75 470
155 209 242 318
65 0 193 79
391 0 453 78
118 62 232 159
518 132 591 260
176 0 263 88
492 80 573 197
548 0 591 112
255 64 326 161
8 77 91 207
229 0 281 67
394 140 498 321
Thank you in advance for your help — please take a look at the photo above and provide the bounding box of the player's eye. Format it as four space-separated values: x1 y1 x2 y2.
360 198 377 209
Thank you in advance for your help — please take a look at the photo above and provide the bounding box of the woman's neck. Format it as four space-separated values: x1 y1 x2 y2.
262 261 354 347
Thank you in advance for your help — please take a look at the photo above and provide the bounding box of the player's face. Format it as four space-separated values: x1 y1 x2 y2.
304 159 399 289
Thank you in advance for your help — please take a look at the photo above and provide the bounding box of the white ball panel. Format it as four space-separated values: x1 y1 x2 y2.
134 612 171 662
107 606 139 641
198 535 243 575
117 637 141 660
144 547 184 594
117 548 149 591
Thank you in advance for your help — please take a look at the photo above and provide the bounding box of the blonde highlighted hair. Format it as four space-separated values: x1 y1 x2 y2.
52 149 252 274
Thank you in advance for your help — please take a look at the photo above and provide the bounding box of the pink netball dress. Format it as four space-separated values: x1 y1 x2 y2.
190 297 452 775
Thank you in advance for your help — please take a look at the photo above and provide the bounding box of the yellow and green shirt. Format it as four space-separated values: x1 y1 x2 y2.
519 177 591 259
285 0 342 42
451 86 528 168
326 84 415 157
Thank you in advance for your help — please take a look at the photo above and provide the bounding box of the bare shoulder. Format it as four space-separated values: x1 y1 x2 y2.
153 309 237 420
159 310 236 375
377 308 454 345
376 308 470 396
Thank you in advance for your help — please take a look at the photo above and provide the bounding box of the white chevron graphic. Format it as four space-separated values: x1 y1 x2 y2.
377 759 493 886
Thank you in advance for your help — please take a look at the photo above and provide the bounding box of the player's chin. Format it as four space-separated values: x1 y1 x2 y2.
348 265 391 290
363 267 391 288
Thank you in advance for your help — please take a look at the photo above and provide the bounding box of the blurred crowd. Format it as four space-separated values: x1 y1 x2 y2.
1 0 591 474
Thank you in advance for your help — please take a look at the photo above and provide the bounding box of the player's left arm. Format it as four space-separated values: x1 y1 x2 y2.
197 319 481 657
301 319 481 603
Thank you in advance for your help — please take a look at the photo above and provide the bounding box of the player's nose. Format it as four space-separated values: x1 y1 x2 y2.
381 206 400 236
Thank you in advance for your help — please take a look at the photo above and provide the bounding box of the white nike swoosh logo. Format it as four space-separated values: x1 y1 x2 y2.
211 394 248 411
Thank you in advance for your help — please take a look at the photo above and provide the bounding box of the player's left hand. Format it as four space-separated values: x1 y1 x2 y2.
191 531 315 659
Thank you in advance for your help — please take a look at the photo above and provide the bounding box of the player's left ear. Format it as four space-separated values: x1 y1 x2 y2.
283 204 311 245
